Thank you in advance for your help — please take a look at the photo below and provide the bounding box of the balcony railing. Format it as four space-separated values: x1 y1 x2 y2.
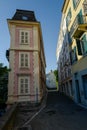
70 15 87 37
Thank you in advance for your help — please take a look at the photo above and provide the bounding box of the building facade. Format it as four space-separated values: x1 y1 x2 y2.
7 9 46 104
56 12 72 98
46 70 58 91
57 0 87 106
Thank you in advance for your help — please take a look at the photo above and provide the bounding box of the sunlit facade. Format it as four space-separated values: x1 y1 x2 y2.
57 0 87 106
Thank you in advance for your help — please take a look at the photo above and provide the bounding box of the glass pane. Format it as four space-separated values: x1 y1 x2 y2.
25 35 28 39
21 79 24 83
25 40 28 43
25 32 28 35
21 36 24 39
82 34 87 54
21 58 24 61
25 79 28 83
25 62 28 67
25 54 28 58
25 89 28 93
21 32 24 35
21 84 24 88
22 16 28 20
73 0 76 9
21 62 24 67
21 40 24 43
20 89 23 94
21 54 24 57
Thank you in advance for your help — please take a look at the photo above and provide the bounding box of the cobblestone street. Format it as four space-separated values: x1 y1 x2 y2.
29 91 87 130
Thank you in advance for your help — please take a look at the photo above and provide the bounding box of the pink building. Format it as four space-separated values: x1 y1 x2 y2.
7 9 46 104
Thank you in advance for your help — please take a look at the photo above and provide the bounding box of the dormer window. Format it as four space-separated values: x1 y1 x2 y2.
22 16 28 20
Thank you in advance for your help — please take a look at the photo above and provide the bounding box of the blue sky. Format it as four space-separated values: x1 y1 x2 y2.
0 0 64 73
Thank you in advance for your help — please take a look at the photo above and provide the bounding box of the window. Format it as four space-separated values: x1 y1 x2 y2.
20 30 29 44
70 47 77 64
81 34 87 55
19 76 29 94
68 32 72 44
19 53 29 68
72 0 80 9
76 34 87 56
66 8 72 27
76 39 82 55
22 16 28 20
78 10 83 24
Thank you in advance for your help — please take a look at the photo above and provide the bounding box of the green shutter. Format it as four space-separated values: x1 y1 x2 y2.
82 34 87 54
78 10 83 24
72 0 76 9
69 8 72 19
76 39 82 55
66 17 68 27
74 47 77 61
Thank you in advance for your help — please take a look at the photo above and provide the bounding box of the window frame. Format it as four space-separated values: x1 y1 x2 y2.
20 30 30 44
19 52 30 68
70 47 77 64
72 0 80 9
81 34 87 55
66 8 72 27
18 76 30 95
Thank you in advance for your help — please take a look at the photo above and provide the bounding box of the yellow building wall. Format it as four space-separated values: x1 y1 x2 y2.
65 0 84 31
72 56 87 72
63 0 86 74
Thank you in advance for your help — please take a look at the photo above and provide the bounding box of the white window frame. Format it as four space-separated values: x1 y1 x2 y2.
20 30 30 44
19 52 30 68
18 76 30 95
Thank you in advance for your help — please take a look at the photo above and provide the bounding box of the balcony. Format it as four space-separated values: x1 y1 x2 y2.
70 15 87 38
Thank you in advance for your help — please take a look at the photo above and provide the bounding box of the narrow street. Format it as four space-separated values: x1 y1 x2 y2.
29 91 87 130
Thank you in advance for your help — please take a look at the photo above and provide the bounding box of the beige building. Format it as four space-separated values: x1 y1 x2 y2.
6 9 46 104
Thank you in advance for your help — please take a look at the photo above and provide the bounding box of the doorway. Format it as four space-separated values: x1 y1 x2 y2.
75 80 81 103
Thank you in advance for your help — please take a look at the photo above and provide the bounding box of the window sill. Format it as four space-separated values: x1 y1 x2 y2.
19 67 30 69
20 43 29 45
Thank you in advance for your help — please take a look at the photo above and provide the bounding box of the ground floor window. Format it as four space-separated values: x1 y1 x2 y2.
82 75 87 99
18 76 30 95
